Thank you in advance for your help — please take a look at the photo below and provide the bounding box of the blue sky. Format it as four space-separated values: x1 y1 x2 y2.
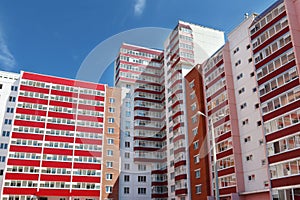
0 0 277 86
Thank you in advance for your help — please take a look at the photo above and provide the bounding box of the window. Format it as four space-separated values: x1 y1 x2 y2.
107 139 114 144
105 186 112 193
126 84 131 89
0 84 2 89
248 174 255 181
107 150 113 156
237 73 243 80
4 119 12 125
191 103 196 111
106 174 113 180
125 111 131 117
106 162 113 168
240 102 247 109
248 58 253 63
109 98 115 103
189 80 195 88
125 152 130 158
235 60 241 66
192 115 198 124
108 107 115 113
194 155 200 163
253 87 257 92
125 102 131 108
108 128 114 134
125 141 130 148
124 187 130 194
246 155 253 161
138 164 146 171
0 169 3 175
190 91 195 99
0 143 8 149
125 93 131 98
250 72 255 77
138 176 146 182
261 159 266 166
171 185 175 192
247 44 251 49
125 131 130 137
242 119 249 125
9 96 16 102
196 185 202 194
192 128 198 136
193 141 199 150
255 103 260 109
238 87 245 94
2 131 10 137
11 86 18 91
108 118 115 123
233 47 239 54
124 175 130 182
138 188 146 195
124 163 130 170
257 121 262 126
244 136 251 143
195 169 200 178
0 156 6 162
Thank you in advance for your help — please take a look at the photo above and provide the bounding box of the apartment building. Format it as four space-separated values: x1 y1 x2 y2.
114 43 167 200
184 65 210 200
250 0 300 199
0 71 121 200
163 21 224 200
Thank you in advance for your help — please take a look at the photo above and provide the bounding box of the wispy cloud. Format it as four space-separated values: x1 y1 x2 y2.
134 0 146 16
0 29 17 71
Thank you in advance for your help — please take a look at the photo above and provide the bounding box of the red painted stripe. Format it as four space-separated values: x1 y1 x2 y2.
46 123 75 131
79 94 105 101
3 187 37 195
217 148 233 160
77 115 103 122
48 111 76 119
73 162 101 170
14 120 45 128
75 138 102 145
12 132 44 140
37 189 71 196
40 174 71 182
18 96 48 105
7 159 40 167
71 189 100 197
72 176 100 183
20 85 49 94
9 145 42 153
76 126 103 133
42 161 72 168
49 100 76 108
43 148 73 155
78 104 104 112
5 173 39 180
16 108 47 116
51 89 77 97
268 148 300 164
45 135 74 143
74 150 102 157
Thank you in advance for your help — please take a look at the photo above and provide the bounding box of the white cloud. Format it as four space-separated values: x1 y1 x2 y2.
0 30 17 70
134 0 146 16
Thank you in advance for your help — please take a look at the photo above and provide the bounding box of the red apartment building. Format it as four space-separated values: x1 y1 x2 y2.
0 71 120 200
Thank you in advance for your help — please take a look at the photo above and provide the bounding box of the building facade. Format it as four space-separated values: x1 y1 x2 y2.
250 0 300 199
0 71 121 200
